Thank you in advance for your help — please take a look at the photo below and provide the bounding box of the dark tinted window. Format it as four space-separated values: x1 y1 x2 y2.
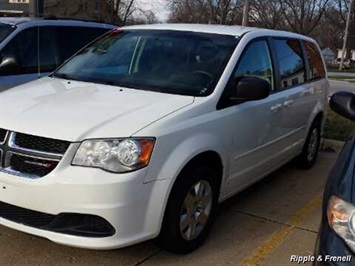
0 26 110 76
38 27 61 72
273 39 306 89
56 27 110 62
235 39 274 90
0 23 15 43
0 27 38 75
304 41 326 80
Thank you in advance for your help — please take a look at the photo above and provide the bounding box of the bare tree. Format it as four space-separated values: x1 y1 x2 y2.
168 0 243 25
44 0 138 26
250 0 284 29
278 0 330 34
101 0 137 25
168 0 210 23
131 10 159 24
314 0 354 54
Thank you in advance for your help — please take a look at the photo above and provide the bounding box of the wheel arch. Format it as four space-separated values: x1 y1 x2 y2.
178 151 224 190
156 149 224 236
306 102 326 139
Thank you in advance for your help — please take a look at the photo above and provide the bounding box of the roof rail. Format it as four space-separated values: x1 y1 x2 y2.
41 16 115 25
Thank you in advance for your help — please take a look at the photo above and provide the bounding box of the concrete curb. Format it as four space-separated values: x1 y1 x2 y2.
321 138 345 153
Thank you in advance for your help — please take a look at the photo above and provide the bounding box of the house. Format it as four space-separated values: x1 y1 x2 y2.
321 47 336 65
0 0 29 16
337 49 355 60
44 0 104 21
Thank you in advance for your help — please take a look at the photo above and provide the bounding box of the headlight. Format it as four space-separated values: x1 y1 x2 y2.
72 138 155 173
327 195 355 252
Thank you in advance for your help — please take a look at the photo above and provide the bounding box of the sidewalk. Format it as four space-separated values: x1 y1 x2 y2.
328 71 355 78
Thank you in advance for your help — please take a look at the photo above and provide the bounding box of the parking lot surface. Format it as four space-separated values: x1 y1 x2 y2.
0 151 338 266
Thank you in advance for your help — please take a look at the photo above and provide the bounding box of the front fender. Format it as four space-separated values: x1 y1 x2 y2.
144 132 228 184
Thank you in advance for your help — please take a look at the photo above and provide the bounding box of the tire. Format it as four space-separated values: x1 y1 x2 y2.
157 164 219 254
297 119 321 169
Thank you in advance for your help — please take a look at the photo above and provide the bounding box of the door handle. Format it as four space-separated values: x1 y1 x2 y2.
270 104 282 112
283 100 294 107
303 87 314 95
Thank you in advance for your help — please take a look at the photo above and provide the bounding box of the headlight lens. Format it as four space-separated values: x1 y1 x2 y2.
327 196 355 252
72 138 155 173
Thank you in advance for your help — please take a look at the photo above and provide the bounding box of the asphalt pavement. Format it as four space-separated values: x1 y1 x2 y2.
0 151 339 266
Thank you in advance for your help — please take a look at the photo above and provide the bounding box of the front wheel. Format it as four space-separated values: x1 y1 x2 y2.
157 164 219 254
297 119 321 169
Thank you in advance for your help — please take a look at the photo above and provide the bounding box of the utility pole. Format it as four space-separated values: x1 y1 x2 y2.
29 0 44 18
242 0 250 26
339 0 354 71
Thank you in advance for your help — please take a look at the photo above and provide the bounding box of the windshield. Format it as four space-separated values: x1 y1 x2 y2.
53 30 239 96
0 23 15 43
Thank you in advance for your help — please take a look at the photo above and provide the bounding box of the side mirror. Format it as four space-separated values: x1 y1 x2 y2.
0 56 19 73
231 76 270 103
330 91 355 121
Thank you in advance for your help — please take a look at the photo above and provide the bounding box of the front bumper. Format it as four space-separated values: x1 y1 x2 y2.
0 163 171 250
315 221 355 266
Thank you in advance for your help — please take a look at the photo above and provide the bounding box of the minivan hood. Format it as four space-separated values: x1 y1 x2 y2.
0 78 194 141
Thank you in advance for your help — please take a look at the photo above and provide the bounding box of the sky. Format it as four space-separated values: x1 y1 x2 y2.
137 0 169 22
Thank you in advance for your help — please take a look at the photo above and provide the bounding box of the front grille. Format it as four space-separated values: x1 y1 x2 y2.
0 128 70 178
10 154 59 177
14 133 70 154
0 202 115 237
0 129 7 143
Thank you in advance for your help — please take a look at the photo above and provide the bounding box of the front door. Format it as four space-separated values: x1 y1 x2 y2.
222 39 288 195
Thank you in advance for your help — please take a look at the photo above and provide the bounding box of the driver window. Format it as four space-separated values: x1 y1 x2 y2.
0 27 38 76
235 40 274 91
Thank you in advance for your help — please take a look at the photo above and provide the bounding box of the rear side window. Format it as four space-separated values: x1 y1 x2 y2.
56 27 110 62
273 39 306 89
304 41 326 80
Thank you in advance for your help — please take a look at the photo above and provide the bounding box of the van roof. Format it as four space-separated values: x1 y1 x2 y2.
122 23 312 41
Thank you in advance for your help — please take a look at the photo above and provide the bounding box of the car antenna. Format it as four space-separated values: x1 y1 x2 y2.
37 24 41 79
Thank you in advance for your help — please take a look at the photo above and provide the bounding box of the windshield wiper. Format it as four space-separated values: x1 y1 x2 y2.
51 72 80 81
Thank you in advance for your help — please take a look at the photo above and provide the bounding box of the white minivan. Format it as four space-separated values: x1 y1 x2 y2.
0 24 328 254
